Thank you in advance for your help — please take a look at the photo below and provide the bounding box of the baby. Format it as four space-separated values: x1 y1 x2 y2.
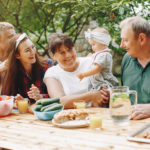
77 27 118 106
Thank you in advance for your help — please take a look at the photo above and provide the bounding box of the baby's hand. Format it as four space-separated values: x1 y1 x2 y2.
77 73 84 81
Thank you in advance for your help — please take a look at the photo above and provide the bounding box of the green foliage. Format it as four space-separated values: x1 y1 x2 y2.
0 0 149 56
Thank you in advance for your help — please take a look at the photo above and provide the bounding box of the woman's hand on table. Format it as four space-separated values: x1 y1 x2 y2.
131 104 150 120
27 84 43 101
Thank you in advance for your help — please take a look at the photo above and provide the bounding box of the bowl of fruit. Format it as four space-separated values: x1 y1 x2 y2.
0 95 14 117
33 98 64 121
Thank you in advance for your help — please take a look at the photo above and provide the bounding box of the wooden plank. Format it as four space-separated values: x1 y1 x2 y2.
0 108 150 150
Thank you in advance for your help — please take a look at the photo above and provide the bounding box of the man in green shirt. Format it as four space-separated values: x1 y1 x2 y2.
120 16 150 120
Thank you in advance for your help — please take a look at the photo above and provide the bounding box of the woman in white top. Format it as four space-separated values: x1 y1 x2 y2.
44 33 107 108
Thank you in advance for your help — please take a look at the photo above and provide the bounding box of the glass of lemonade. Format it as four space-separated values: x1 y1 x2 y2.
18 98 29 114
109 86 137 126
89 113 102 129
73 101 86 109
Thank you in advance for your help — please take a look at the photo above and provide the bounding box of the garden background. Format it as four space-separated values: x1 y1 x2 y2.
0 0 149 77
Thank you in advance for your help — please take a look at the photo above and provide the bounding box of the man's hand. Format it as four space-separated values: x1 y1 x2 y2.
131 104 150 120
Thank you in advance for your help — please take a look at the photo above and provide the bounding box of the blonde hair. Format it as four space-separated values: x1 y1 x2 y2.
0 22 14 42
85 27 111 46
92 27 110 35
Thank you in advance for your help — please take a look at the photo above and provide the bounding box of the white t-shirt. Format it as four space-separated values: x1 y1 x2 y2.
44 57 92 95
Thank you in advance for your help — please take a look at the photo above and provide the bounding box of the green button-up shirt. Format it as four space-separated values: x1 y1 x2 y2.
121 53 150 104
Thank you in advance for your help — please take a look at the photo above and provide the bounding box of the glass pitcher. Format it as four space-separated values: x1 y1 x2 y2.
109 86 137 125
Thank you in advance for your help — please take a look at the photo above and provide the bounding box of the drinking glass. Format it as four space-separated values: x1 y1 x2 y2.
109 86 137 125
18 98 30 114
89 113 102 129
73 101 86 109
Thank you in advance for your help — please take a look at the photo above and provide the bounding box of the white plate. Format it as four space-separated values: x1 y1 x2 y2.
52 119 89 128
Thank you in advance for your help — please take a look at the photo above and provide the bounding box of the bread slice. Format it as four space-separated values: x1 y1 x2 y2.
54 109 89 123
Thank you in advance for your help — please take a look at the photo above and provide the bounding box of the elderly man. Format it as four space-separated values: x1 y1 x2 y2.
0 22 16 72
120 16 150 120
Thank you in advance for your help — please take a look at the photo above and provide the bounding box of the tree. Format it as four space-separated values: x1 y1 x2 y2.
0 0 149 57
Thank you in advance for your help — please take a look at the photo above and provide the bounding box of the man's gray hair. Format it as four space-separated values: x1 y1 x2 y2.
120 16 150 38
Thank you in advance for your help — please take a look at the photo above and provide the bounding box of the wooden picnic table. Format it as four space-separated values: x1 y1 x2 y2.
0 108 150 150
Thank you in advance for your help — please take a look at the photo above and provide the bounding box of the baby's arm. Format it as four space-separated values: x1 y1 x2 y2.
77 63 101 80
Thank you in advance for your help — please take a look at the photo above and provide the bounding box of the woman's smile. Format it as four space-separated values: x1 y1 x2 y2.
29 56 35 60
64 58 73 62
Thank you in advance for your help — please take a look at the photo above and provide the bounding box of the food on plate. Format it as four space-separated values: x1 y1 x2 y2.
53 109 89 123
143 131 150 139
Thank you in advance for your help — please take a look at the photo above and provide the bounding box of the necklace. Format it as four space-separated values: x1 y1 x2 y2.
26 73 32 80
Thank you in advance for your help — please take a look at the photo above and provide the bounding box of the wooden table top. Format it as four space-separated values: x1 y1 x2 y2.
0 108 150 150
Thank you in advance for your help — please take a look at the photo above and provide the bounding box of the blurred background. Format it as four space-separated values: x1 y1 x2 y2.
0 0 149 77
